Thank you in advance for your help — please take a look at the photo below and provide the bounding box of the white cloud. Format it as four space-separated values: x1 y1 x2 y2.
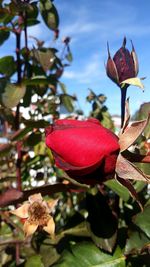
63 53 104 84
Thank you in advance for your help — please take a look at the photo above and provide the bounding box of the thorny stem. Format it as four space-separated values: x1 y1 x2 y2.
120 87 127 128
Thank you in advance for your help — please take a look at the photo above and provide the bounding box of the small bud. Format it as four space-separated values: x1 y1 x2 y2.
106 38 139 87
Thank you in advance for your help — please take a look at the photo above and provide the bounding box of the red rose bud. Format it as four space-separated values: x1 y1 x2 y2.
106 37 139 86
45 119 120 182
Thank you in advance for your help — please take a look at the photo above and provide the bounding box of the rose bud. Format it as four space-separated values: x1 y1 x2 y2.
45 119 120 183
106 37 139 87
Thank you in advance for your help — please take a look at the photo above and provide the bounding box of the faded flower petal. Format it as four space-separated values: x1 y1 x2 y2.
11 203 29 218
23 220 38 237
29 193 43 204
47 199 58 212
43 216 55 235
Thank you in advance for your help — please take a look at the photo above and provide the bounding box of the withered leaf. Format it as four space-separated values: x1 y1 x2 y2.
119 115 150 152
115 154 149 182
116 176 143 210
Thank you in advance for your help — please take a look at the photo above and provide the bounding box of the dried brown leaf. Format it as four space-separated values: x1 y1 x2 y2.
116 176 143 210
115 154 150 182
119 114 150 152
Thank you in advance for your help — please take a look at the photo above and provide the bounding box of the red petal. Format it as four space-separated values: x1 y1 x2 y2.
46 119 119 176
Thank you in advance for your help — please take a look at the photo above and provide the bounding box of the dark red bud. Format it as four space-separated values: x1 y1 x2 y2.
106 38 139 86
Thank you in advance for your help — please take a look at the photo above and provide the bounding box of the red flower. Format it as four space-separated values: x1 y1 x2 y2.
45 119 120 182
106 37 139 86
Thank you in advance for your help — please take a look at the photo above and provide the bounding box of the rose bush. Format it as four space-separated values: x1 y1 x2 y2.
45 118 120 182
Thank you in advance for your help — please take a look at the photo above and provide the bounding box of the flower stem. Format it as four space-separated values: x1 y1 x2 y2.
120 87 127 128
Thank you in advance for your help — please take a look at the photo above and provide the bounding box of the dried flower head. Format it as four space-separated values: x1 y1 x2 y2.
11 193 58 237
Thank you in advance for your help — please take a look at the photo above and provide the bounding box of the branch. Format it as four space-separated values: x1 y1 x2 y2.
0 183 85 207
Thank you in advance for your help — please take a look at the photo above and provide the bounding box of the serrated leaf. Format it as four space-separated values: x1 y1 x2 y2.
0 56 16 76
39 0 59 31
134 204 150 238
1 83 26 108
25 255 44 267
53 242 125 267
121 77 144 90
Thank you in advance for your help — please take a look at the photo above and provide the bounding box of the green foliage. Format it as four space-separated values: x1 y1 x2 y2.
53 242 125 267
25 255 44 267
39 0 59 31
0 56 16 76
0 1 149 267
1 83 26 108
0 30 10 45
87 90 115 130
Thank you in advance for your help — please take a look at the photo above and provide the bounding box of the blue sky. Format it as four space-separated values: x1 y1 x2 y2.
2 0 150 116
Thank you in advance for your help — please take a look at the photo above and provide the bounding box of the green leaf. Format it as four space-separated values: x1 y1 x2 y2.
60 94 74 113
58 82 67 94
53 242 125 267
0 30 10 46
40 239 60 267
27 2 39 19
25 255 44 267
26 131 42 147
26 18 40 27
39 0 59 31
10 127 32 141
0 56 16 76
105 179 130 202
1 83 26 108
66 51 73 62
134 204 150 238
125 231 149 254
23 119 49 128
31 48 56 72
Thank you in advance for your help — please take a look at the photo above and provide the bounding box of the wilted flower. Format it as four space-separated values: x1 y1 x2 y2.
106 37 139 87
11 193 57 237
